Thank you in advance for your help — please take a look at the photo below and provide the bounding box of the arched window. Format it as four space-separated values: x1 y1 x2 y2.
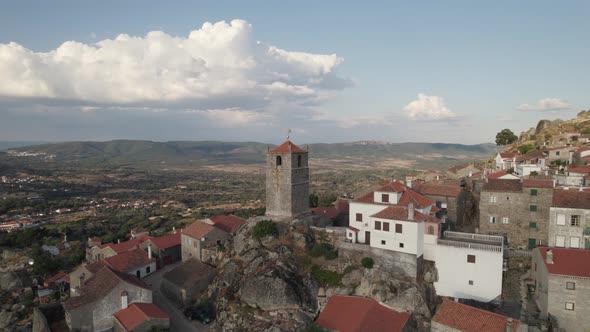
276 156 282 166
427 225 434 235
297 155 302 167
121 291 128 308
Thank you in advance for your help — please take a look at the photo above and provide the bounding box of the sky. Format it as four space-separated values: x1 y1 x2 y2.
0 1 589 144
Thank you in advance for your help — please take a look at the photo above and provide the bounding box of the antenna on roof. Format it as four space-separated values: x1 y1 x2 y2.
286 128 292 140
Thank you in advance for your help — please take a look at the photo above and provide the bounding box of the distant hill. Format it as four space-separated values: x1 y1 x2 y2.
2 140 498 169
0 141 50 150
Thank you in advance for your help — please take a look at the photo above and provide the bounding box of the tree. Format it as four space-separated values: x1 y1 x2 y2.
518 144 535 155
495 129 518 146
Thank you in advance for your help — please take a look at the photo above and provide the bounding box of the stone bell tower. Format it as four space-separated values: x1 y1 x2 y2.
265 140 310 221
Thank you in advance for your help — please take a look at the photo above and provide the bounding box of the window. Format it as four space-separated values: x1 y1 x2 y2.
375 221 382 230
565 302 575 311
557 214 566 225
381 193 389 202
467 255 476 263
146 266 151 274
276 156 282 166
530 205 537 212
468 280 474 285
566 282 576 290
531 189 538 196
381 240 386 245
570 236 580 248
556 235 566 247
490 196 497 203
383 222 390 232
395 224 403 233
502 217 509 224
427 225 434 235
297 155 302 167
529 221 537 228
534 263 537 272
399 243 404 248
556 151 560 156
356 213 363 222
489 216 496 224
571 215 580 226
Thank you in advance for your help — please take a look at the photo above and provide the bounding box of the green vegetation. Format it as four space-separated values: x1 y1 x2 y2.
495 129 518 146
309 242 338 260
361 257 374 269
311 265 343 287
251 220 278 239
518 144 535 154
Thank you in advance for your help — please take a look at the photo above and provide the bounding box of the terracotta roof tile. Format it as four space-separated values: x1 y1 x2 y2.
270 140 306 153
414 183 463 197
499 152 517 159
482 179 523 193
149 233 181 249
538 247 590 278
568 165 590 174
99 235 153 254
432 299 520 332
182 221 217 239
44 272 70 286
310 207 340 220
371 205 439 223
208 214 247 234
353 181 434 208
317 295 410 332
552 189 590 209
113 303 169 331
522 179 553 188
101 248 154 273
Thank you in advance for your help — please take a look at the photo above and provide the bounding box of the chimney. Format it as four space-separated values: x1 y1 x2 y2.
117 239 121 244
506 318 514 332
546 249 554 264
172 227 176 234
406 179 413 188
147 244 152 259
408 202 415 220
468 171 473 177
552 179 556 187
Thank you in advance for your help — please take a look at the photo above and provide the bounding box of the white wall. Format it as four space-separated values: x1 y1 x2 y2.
369 218 424 256
349 202 388 243
128 262 157 279
423 234 437 261
434 245 503 302
515 164 543 176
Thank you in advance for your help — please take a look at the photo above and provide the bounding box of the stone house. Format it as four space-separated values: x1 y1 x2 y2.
201 214 247 234
139 232 181 267
113 302 170 332
446 163 482 179
181 221 229 263
548 189 590 249
64 266 152 332
160 258 216 307
478 178 554 249
86 235 152 262
414 182 465 225
532 247 590 332
544 146 575 164
432 299 526 332
572 146 590 165
316 294 412 332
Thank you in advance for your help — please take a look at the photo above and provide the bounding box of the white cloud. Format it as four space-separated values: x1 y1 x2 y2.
188 108 272 128
517 98 571 112
402 94 457 120
0 19 347 109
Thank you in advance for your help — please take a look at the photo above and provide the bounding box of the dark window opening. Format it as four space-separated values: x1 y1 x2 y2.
395 224 403 233
467 255 476 263
276 156 282 166
297 155 302 167
375 221 382 230
382 194 389 202
356 213 363 222
383 222 390 232
399 243 404 248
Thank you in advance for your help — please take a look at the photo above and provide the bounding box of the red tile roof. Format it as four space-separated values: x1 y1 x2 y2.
347 226 360 232
552 189 590 209
317 295 410 332
353 182 434 208
98 235 153 254
44 272 70 286
182 221 216 240
149 233 181 249
482 179 523 193
371 205 439 223
499 152 516 159
208 214 247 234
568 165 590 174
414 183 463 197
522 179 554 188
538 247 590 278
113 303 169 331
487 171 510 179
101 248 154 273
432 299 520 332
270 140 306 153
310 207 340 220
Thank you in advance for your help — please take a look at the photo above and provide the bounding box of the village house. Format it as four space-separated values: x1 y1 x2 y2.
414 182 464 225
113 302 170 332
495 152 517 171
86 235 153 262
316 295 412 332
486 170 520 180
417 170 444 182
41 272 70 300
139 232 181 268
514 150 547 176
446 163 481 179
571 146 590 165
548 189 590 249
478 178 554 249
201 214 247 234
544 146 575 164
578 134 590 144
160 258 216 306
432 299 526 332
565 165 590 186
64 266 152 332
181 220 229 263
532 247 590 332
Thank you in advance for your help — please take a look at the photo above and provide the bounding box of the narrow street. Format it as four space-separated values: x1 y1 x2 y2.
144 263 210 332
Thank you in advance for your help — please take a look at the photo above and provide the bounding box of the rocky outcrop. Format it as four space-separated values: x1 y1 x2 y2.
0 272 21 291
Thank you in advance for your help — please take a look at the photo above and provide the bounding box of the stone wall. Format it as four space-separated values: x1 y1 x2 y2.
265 151 309 220
547 275 590 332
338 242 419 278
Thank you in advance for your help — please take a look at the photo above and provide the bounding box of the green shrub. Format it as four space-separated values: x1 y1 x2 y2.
311 265 343 286
361 257 374 269
309 243 338 260
251 220 278 239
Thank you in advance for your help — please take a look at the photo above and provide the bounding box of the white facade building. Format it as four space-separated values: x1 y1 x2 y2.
548 189 590 249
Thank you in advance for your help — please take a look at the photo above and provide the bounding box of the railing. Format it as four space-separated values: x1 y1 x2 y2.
437 239 503 253
444 231 504 245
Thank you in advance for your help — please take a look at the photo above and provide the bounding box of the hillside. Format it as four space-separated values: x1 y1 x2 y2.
0 140 497 170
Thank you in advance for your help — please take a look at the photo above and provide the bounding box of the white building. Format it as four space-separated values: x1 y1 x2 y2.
495 152 517 170
514 164 544 177
434 232 504 302
548 189 590 249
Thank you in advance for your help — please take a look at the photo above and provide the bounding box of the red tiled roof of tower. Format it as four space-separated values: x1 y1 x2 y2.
538 247 590 278
182 221 217 239
552 189 590 209
317 295 410 332
113 303 169 331
371 206 440 223
149 232 181 249
522 179 554 188
208 215 247 234
432 299 520 332
270 140 306 153
100 248 154 273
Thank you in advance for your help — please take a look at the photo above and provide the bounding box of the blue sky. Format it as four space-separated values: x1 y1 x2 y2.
0 1 588 144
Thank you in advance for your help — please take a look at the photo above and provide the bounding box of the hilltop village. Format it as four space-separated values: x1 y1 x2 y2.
0 115 590 331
